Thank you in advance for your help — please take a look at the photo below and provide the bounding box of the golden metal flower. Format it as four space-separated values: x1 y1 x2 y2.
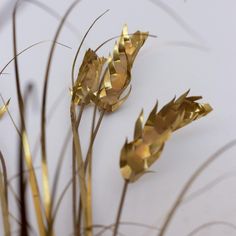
72 25 149 112
72 49 106 105
95 25 149 112
120 91 213 182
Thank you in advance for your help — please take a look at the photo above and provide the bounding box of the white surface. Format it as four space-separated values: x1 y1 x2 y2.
1 0 236 235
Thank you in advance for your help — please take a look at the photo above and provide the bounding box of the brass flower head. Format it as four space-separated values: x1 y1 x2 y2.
72 49 106 105
95 25 149 112
120 91 213 182
72 25 149 112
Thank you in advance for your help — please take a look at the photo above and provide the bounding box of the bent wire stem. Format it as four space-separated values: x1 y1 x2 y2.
12 1 46 235
40 0 81 233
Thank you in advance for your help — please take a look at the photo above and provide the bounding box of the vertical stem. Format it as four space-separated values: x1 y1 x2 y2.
72 104 84 235
0 172 10 236
0 152 10 236
113 180 129 236
41 1 80 231
84 110 105 169
70 103 89 236
19 85 32 236
19 130 28 236
77 109 105 234
77 64 108 235
12 3 45 235
0 152 8 205
85 110 105 236
72 144 77 234
77 199 82 236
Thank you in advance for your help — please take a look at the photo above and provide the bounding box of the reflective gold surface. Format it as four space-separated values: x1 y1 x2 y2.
0 99 10 119
72 49 106 105
96 25 148 112
120 91 213 182
72 25 149 112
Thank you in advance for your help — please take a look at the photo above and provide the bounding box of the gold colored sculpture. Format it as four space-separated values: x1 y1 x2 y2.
120 90 213 182
0 3 214 234
72 49 106 106
72 25 149 112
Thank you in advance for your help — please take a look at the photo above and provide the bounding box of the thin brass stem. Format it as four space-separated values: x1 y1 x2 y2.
71 9 109 85
72 104 85 235
77 53 108 235
0 152 8 204
41 1 81 229
70 101 90 236
12 2 45 235
85 110 105 169
18 84 33 236
113 180 129 236
77 109 105 235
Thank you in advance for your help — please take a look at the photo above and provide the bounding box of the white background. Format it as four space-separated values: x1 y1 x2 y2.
1 0 236 235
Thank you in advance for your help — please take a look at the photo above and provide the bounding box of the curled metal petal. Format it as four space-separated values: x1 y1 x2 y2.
120 91 213 182
72 25 149 112
72 49 106 105
95 25 149 112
